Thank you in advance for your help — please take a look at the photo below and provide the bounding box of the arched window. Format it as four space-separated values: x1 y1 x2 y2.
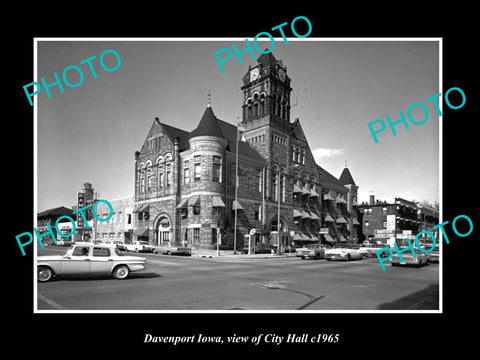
303 174 308 189
271 165 278 201
145 160 153 192
138 163 145 194
246 98 252 118
156 156 164 189
260 92 266 116
165 154 172 188
253 92 259 117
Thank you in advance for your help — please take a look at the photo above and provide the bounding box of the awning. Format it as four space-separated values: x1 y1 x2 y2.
212 196 225 207
310 213 320 220
176 198 188 208
310 235 319 241
353 218 360 225
324 215 335 222
188 195 200 206
293 184 302 193
301 211 311 219
301 187 310 195
301 234 311 240
336 216 348 224
340 235 348 242
232 200 243 210
310 189 319 197
323 193 335 201
293 209 302 218
336 196 347 204
133 226 149 236
325 234 335 242
293 233 303 241
133 204 150 213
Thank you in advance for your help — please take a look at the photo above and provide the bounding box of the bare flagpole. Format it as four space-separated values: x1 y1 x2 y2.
234 116 240 254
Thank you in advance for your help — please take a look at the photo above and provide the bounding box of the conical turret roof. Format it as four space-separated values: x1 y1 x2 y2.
339 167 356 186
188 105 224 140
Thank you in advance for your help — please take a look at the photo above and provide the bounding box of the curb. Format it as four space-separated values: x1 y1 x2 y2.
194 253 298 260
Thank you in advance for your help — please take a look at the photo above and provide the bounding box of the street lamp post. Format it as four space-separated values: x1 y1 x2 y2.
276 164 299 255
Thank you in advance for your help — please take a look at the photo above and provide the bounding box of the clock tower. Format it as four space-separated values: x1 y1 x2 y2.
240 52 292 133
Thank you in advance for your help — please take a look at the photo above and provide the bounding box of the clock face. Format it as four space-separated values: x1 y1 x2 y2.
250 68 260 82
278 68 286 81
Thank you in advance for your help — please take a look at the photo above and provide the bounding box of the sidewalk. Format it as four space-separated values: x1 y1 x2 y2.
192 248 298 260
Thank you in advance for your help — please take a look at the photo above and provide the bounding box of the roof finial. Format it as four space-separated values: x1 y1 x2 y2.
345 159 348 168
207 89 212 107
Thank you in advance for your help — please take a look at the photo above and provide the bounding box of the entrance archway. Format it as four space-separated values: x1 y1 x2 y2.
155 214 172 245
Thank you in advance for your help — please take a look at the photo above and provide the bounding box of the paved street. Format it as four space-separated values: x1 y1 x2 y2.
37 247 439 311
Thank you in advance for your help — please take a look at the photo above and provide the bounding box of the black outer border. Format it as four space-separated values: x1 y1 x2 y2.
7 6 476 354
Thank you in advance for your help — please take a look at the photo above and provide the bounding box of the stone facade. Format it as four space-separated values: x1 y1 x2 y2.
133 52 360 250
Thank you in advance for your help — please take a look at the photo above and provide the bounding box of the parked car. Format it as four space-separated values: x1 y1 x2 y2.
428 245 439 263
37 244 147 282
360 243 391 258
389 250 430 267
153 242 192 256
55 239 74 247
296 244 326 259
325 244 364 261
112 240 126 251
125 241 154 253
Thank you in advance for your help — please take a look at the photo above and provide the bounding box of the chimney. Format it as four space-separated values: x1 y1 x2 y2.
369 194 375 206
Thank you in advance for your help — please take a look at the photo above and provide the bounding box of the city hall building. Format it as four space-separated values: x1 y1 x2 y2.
133 52 360 250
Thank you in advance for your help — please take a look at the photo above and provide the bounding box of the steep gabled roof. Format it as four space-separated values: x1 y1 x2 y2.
161 123 190 150
316 165 348 193
290 118 307 141
188 106 224 140
217 119 266 165
37 206 74 219
257 52 278 68
339 167 356 186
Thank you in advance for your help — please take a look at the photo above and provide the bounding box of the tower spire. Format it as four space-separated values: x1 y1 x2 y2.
207 89 212 107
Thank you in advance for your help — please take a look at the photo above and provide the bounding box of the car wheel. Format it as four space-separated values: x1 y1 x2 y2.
166 251 171 255
301 256 305 260
315 253 320 260
38 266 53 282
135 248 139 253
346 254 351 261
112 265 130 280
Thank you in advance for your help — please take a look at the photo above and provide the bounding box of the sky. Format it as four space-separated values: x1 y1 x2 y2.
36 39 439 212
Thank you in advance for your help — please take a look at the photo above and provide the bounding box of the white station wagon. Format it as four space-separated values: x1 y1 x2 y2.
37 244 147 282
